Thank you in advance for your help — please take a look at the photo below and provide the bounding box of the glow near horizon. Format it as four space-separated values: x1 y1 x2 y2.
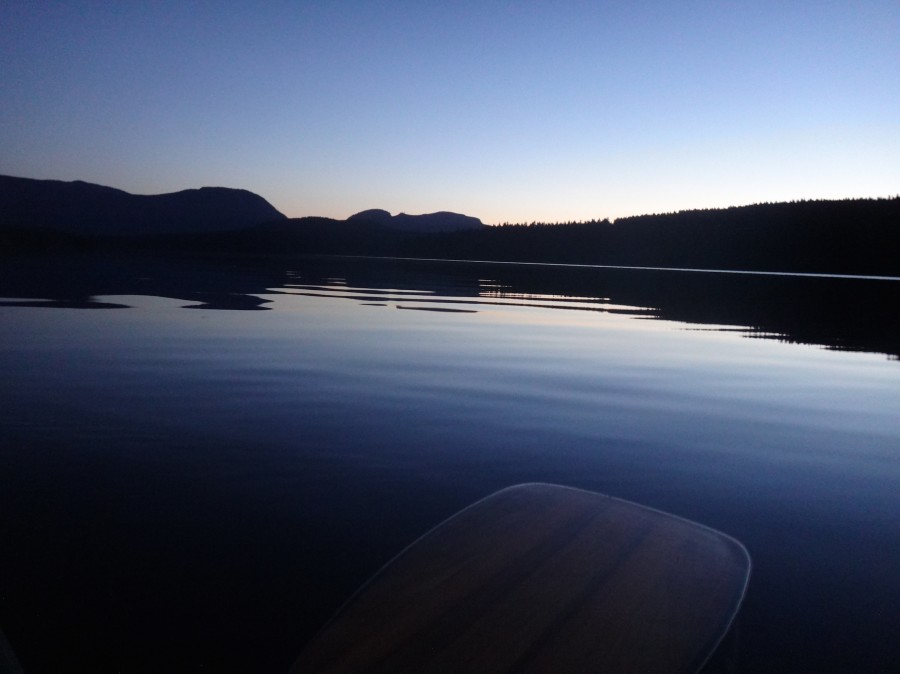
1 2 897 225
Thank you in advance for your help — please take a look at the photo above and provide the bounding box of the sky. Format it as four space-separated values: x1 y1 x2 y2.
1 2 898 224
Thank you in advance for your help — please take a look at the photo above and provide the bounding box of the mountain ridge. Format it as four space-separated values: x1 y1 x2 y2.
0 175 287 236
0 175 486 237
348 209 484 233
1 175 897 276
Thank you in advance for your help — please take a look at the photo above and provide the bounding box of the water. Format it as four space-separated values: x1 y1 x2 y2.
1 252 898 672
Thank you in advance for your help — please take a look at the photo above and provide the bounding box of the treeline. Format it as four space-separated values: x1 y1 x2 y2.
5 196 899 277
494 218 611 227
406 198 900 275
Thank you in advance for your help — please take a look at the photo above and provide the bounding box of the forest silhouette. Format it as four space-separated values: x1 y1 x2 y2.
2 174 898 276
399 198 900 276
186 197 900 277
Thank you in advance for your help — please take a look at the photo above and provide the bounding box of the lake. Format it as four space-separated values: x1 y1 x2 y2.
1 252 898 673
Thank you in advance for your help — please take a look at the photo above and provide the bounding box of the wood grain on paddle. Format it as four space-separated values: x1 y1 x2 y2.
291 483 750 674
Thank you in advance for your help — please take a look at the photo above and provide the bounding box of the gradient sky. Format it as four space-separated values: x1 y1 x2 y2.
1 2 898 224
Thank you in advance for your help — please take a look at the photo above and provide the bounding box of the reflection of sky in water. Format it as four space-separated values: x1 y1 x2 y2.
272 282 650 316
3 284 896 474
1 262 899 672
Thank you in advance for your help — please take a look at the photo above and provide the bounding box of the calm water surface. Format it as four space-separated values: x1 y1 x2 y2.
1 253 898 672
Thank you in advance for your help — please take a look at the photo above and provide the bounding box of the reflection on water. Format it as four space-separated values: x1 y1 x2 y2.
0 251 899 673
1 251 899 357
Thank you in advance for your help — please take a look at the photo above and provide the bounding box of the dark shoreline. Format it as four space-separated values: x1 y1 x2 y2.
3 173 899 278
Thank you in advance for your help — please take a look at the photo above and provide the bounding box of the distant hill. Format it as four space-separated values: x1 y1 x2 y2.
0 175 286 236
347 209 484 233
235 216 413 257
2 174 897 276
226 210 484 256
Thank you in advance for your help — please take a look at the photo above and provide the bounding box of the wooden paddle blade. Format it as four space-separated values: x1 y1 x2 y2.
0 627 25 674
290 483 750 674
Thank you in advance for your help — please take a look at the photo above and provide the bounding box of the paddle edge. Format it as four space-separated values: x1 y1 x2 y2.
289 482 752 674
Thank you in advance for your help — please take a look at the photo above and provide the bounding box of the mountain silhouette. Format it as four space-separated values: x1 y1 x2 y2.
347 209 393 225
2 174 898 277
347 209 484 233
0 175 286 236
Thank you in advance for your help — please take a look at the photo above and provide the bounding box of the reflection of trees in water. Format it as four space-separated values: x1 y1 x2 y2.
2 252 898 359
469 262 900 360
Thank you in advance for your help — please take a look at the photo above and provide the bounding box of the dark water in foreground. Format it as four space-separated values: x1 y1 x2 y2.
1 253 898 673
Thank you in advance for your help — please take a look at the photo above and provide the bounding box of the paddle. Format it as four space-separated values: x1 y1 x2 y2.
0 627 24 674
290 483 750 674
